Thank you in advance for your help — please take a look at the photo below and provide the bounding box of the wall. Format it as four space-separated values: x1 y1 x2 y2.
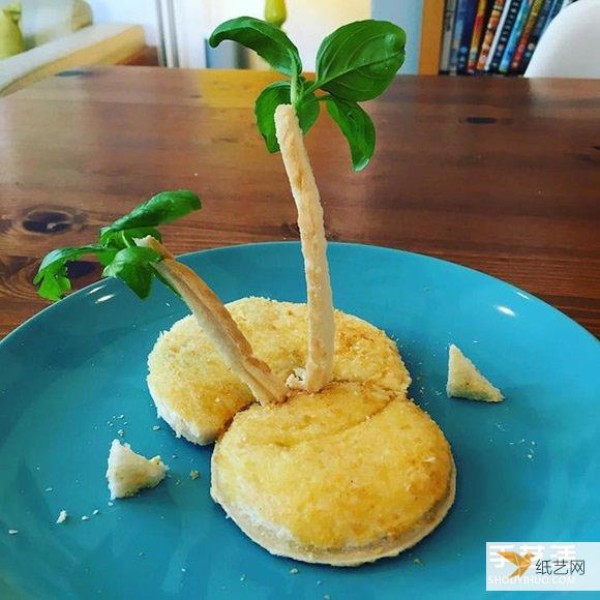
87 0 159 46
204 0 371 72
87 1 422 73
372 0 422 75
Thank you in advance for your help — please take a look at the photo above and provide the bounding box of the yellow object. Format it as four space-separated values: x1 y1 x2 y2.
0 4 25 59
418 0 444 75
211 382 455 565
147 297 411 445
264 0 287 28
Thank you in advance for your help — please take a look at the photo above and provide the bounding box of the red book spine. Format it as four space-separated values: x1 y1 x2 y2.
476 0 507 71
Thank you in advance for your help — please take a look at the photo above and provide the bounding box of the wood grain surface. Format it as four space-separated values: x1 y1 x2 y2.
0 67 599 340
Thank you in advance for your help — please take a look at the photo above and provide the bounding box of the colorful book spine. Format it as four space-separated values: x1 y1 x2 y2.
457 0 479 73
499 0 532 73
509 0 545 72
467 0 490 73
485 0 517 71
440 0 459 73
518 0 554 72
449 0 469 74
488 0 523 72
476 0 507 71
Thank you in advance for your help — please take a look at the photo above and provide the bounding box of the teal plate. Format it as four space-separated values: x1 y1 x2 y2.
1 242 599 599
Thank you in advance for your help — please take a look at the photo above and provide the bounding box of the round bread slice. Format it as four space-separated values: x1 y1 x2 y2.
211 382 455 566
147 297 411 445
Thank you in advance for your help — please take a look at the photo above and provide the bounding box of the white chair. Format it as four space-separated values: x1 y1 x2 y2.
525 0 600 78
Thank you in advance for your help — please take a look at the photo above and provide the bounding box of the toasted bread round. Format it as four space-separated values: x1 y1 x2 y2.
147 297 411 445
211 382 455 566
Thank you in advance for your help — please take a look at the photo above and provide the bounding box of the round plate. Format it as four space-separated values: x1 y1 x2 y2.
1 242 598 599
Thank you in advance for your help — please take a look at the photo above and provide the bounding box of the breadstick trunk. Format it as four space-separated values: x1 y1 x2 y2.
137 236 288 406
274 104 335 392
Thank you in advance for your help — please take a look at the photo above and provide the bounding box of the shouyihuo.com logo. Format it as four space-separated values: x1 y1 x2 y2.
486 542 600 592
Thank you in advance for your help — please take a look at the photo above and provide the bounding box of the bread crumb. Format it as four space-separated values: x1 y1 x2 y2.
117 429 125 437
289 568 299 575
81 515 90 521
446 344 503 402
56 510 68 524
92 509 100 516
8 529 18 535
189 470 200 480
240 574 246 582
413 557 424 566
107 501 114 507
152 425 161 431
45 486 53 492
106 439 168 499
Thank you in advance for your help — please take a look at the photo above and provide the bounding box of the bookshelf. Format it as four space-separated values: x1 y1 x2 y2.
418 0 572 76
419 0 446 74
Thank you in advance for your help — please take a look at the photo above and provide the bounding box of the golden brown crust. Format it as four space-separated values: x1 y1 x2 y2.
147 298 411 445
213 462 455 566
211 382 454 565
275 105 335 392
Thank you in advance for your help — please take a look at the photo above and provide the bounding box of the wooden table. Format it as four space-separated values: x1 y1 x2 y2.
0 67 599 339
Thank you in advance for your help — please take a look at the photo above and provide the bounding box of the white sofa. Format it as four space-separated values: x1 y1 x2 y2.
0 0 150 96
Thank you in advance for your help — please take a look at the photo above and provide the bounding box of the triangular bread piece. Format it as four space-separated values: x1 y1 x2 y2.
106 440 168 499
446 344 504 402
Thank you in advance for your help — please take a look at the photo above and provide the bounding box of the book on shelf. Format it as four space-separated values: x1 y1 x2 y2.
476 0 507 72
467 0 491 73
485 0 522 72
440 0 458 73
498 0 532 73
517 0 555 73
452 0 478 74
438 0 579 75
509 0 545 72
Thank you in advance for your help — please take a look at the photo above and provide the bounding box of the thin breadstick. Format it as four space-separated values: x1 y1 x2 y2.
274 104 335 392
136 236 288 406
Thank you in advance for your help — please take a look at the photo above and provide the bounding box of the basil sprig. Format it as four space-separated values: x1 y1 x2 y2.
34 190 201 301
209 17 406 171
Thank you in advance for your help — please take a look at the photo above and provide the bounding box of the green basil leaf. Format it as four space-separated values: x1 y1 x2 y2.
209 17 302 78
315 20 406 101
103 190 201 237
37 271 71 302
326 97 375 171
102 246 162 299
255 81 319 152
298 95 320 136
34 245 116 301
